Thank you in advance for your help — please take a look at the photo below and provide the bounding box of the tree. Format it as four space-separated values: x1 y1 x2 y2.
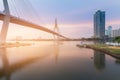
114 36 120 43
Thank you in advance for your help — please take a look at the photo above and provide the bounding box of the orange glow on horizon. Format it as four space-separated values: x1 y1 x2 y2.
0 20 120 40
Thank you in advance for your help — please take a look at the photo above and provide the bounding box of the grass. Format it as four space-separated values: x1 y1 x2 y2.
77 44 120 59
109 48 120 54
77 44 120 54
90 44 120 54
88 44 109 50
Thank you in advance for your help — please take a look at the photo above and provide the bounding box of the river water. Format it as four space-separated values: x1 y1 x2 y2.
0 41 120 80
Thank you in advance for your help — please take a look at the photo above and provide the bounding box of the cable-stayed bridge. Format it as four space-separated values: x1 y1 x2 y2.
0 0 68 43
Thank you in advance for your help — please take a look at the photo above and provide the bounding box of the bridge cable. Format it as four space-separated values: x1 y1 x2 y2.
13 0 26 20
9 0 20 18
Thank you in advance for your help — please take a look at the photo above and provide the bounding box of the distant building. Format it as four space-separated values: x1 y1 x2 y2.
105 26 112 37
105 30 108 36
94 10 105 38
111 28 120 37
107 26 112 37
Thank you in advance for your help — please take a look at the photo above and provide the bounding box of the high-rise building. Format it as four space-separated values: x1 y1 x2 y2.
105 26 112 37
94 10 105 38
105 30 108 36
107 26 112 37
111 28 120 38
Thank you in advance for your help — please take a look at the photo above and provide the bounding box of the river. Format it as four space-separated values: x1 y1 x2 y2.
0 41 120 80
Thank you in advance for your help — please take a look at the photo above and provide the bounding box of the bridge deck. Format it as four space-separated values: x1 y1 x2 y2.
0 13 68 39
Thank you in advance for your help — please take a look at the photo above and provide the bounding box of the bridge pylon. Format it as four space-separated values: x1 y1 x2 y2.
53 18 60 43
0 0 10 43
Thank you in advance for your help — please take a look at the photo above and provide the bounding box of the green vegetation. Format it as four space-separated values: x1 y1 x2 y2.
109 48 120 54
80 37 102 41
114 36 120 43
77 44 120 58
88 44 120 54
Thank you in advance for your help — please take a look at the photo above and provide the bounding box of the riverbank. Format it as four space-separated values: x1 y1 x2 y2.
77 44 120 59
0 42 31 48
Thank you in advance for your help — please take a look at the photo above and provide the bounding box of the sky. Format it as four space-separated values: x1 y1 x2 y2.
0 0 120 39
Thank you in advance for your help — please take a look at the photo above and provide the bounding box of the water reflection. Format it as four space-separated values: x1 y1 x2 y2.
1 41 120 80
0 48 11 80
94 50 106 70
53 42 60 64
0 48 50 80
115 59 120 65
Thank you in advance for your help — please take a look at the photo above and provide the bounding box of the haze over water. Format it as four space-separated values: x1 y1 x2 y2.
0 41 120 80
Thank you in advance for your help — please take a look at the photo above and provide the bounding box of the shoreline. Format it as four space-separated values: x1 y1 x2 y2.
0 42 31 48
77 44 120 59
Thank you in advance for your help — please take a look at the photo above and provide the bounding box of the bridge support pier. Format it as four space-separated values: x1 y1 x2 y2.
0 0 10 43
